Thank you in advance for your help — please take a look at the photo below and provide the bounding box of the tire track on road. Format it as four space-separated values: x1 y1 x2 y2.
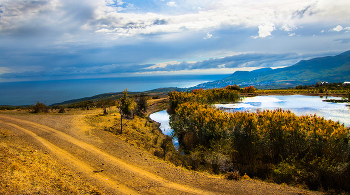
0 114 216 195
1 119 140 195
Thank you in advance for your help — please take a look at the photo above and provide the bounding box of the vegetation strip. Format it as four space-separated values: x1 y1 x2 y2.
0 114 216 195
168 88 350 193
1 119 139 195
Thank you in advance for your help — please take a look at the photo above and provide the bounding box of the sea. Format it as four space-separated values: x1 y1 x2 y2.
0 74 230 106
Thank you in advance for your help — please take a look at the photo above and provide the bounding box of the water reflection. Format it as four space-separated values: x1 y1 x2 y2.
150 95 349 149
149 111 179 148
215 95 350 127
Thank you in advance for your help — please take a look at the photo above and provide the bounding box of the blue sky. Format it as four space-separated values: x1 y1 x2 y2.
0 0 350 82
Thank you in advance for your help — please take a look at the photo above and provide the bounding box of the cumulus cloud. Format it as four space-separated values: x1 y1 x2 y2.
280 24 297 32
331 25 344 32
2 0 350 39
253 23 275 38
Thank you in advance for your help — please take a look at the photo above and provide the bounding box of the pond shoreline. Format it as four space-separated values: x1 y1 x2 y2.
242 92 347 97
146 97 169 134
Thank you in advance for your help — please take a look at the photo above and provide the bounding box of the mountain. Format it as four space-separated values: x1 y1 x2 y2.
194 50 350 89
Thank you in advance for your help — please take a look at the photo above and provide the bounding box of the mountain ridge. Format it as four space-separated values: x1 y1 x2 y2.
194 50 350 89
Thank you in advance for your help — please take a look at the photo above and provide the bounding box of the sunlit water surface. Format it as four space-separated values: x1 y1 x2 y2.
215 95 350 127
150 95 350 147
149 110 179 148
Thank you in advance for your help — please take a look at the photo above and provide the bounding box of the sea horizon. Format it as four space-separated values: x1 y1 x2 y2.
0 74 230 106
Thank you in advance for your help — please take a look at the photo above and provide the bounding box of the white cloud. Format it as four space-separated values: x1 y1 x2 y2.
204 32 212 39
331 25 343 32
167 2 177 7
255 23 275 38
85 0 350 39
280 23 297 32
321 30 324 33
116 0 124 5
1 0 350 40
288 33 295 36
105 0 123 6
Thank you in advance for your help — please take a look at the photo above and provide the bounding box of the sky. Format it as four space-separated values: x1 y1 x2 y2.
0 0 350 82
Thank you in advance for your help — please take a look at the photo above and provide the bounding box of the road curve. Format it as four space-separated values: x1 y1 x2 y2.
0 114 216 195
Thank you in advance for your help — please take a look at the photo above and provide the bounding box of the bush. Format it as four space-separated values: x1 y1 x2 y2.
272 161 301 184
225 85 240 91
225 171 241 180
58 107 66 113
31 102 49 113
242 86 256 93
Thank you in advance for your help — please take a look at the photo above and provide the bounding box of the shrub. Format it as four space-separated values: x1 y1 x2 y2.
225 171 241 180
241 173 251 180
272 161 301 184
225 85 240 91
31 102 49 113
242 86 256 93
58 107 65 113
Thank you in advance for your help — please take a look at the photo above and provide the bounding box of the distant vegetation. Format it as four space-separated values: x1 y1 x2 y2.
256 82 350 96
168 87 240 114
169 87 350 193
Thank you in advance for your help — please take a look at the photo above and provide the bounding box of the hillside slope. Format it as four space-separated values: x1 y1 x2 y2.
195 50 350 89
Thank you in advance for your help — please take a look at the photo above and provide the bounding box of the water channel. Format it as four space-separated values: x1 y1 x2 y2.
150 95 350 148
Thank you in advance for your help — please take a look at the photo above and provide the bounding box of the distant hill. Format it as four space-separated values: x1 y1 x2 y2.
194 50 350 89
51 87 184 106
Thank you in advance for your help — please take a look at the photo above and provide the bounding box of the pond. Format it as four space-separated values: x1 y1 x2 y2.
149 110 179 148
150 95 350 148
215 95 350 127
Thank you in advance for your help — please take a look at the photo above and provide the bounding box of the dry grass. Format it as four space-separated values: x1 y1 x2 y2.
84 106 172 160
0 129 102 195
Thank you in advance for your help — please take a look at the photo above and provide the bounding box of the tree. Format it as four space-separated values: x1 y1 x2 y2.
116 89 136 133
161 136 173 160
135 94 148 116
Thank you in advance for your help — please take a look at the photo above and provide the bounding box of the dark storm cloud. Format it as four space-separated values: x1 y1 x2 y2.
150 53 312 72
335 39 350 44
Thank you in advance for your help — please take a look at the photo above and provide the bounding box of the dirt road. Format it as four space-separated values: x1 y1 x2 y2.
0 113 319 195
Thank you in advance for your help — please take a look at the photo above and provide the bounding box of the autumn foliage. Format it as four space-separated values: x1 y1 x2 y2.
169 87 350 192
168 88 240 114
242 86 256 93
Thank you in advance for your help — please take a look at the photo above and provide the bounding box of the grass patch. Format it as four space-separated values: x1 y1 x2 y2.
84 106 178 163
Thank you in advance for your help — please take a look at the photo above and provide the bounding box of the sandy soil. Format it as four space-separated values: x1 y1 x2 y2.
0 111 321 195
